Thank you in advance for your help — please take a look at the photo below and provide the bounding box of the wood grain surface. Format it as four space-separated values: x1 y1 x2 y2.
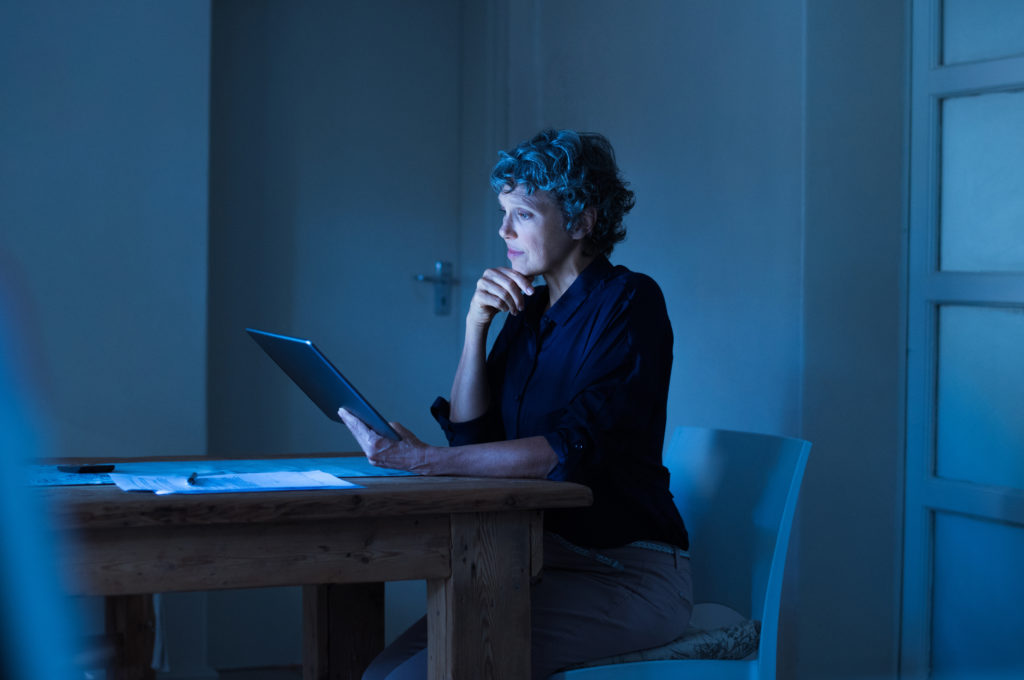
38 454 591 679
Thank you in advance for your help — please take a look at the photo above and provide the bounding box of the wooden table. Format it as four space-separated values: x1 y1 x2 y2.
40 456 592 680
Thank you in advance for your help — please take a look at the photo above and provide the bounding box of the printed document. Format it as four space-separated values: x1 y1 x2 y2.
109 469 361 494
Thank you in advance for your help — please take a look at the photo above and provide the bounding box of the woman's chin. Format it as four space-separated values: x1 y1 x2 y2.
508 260 530 276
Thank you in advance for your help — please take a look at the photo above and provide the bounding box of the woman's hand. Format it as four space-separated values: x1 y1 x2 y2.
466 267 534 329
338 408 435 473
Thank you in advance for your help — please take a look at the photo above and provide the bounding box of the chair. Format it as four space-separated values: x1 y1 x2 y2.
550 425 811 680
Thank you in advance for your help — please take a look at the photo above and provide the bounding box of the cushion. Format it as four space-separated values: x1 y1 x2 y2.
567 618 761 669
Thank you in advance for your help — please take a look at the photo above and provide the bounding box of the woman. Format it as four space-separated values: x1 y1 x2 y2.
340 129 692 679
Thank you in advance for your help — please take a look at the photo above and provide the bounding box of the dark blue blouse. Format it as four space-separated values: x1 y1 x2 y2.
432 256 689 550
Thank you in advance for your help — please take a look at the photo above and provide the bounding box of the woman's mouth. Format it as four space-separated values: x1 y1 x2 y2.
507 248 524 258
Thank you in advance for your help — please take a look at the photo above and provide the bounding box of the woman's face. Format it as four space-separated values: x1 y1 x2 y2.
497 185 583 282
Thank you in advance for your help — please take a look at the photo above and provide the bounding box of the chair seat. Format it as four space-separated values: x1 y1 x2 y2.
558 603 759 674
689 602 753 631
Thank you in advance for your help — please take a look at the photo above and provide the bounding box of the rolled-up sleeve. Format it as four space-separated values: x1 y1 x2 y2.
430 396 504 446
543 428 592 481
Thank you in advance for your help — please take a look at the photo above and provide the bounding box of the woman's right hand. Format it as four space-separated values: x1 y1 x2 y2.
466 267 535 329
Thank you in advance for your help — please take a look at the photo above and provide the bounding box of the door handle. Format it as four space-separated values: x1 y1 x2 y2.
414 261 459 315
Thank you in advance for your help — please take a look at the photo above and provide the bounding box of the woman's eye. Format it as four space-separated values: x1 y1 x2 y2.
517 211 532 220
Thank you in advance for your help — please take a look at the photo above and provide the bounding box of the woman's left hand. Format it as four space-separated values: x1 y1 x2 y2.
338 408 435 473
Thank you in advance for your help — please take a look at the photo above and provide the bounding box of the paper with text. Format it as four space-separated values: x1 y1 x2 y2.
108 469 362 494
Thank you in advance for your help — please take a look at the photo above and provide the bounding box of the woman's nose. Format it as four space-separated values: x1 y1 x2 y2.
498 215 514 239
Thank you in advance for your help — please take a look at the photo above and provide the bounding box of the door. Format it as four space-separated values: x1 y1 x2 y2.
902 2 1024 678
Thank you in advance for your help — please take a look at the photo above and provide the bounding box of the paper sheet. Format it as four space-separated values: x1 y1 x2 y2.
108 469 362 494
28 456 415 487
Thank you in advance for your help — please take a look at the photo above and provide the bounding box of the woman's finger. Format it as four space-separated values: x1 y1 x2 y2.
467 286 515 324
389 421 418 441
491 267 535 295
339 408 377 448
476 274 527 313
483 268 533 299
473 287 514 314
465 267 535 326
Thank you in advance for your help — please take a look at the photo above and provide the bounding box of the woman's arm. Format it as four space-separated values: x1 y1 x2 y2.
339 409 558 478
449 267 533 422
448 321 491 423
340 268 543 476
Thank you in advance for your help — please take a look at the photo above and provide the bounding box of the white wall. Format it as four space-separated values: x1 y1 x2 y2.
207 0 464 456
802 1 906 678
513 0 807 439
0 1 210 461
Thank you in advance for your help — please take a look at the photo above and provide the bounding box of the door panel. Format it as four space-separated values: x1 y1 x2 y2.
903 2 1024 678
942 0 1024 65
940 89 1024 272
936 305 1024 489
931 512 1024 677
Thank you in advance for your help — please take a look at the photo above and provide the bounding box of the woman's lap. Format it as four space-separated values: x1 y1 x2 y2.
362 533 693 680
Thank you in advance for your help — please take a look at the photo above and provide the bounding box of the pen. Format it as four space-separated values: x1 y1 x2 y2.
187 472 200 486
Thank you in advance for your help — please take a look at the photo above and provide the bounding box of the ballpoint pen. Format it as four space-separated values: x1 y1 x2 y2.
187 472 200 486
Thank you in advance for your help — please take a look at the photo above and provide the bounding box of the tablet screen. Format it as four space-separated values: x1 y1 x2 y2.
246 328 401 441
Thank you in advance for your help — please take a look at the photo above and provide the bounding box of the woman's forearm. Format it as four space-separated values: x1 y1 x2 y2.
426 435 558 478
451 266 533 422
449 323 491 423
339 409 556 479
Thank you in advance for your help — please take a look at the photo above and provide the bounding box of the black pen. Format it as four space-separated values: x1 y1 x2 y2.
187 472 200 486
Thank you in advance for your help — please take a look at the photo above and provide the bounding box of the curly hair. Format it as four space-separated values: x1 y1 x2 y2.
490 129 635 257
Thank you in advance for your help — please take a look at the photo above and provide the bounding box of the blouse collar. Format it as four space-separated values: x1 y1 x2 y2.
542 255 614 327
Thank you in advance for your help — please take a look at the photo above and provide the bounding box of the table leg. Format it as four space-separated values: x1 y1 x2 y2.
303 582 385 680
105 594 156 680
427 511 531 680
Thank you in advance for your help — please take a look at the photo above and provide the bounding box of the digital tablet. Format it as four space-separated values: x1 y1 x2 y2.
246 328 401 440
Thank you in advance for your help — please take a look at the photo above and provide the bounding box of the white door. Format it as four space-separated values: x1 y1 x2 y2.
902 2 1024 678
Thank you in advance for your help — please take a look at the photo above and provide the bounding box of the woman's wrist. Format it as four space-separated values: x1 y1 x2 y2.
464 314 492 339
421 444 464 476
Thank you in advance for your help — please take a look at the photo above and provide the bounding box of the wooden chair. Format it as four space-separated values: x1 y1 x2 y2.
550 426 811 680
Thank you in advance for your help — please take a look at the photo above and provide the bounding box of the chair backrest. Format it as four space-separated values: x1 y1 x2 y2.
666 426 810 670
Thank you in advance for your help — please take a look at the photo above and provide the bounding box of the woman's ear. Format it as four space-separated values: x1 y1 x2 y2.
570 207 597 241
